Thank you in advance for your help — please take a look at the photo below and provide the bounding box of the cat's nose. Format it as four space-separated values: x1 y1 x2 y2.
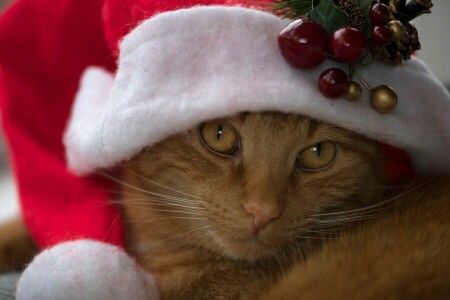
243 200 282 231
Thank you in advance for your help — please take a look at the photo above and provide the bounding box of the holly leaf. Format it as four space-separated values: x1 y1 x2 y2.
308 0 350 34
354 0 373 38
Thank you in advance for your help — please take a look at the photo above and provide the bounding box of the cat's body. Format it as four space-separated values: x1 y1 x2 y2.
262 176 450 300
0 112 449 299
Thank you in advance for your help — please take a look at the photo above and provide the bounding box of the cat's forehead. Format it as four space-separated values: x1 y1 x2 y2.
222 112 360 142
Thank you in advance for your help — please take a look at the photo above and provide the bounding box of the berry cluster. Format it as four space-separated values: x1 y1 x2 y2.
278 2 399 113
370 3 392 44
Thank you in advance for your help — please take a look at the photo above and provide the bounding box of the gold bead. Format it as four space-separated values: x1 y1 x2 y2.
370 85 398 113
388 20 406 41
345 81 362 101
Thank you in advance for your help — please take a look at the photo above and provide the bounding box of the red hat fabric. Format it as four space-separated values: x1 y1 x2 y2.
0 0 245 248
0 0 123 248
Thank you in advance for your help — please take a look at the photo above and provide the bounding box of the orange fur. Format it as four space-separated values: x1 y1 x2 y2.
260 177 450 299
121 112 385 299
0 218 37 272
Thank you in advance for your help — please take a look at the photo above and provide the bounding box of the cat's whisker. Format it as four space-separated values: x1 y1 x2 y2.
291 243 306 262
315 214 376 223
119 165 202 199
133 197 204 209
121 203 206 216
306 225 352 233
99 171 206 204
301 228 343 234
292 240 317 251
121 188 206 205
195 229 224 247
312 204 405 225
296 234 339 241
312 216 377 227
126 191 208 208
310 201 388 218
272 245 287 275
311 176 440 220
158 225 216 243
214 245 230 261
113 197 205 211
116 203 207 216
303 215 378 230
122 216 207 224
100 189 204 205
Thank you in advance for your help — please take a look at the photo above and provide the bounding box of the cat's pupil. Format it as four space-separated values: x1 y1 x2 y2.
216 125 223 140
312 143 322 157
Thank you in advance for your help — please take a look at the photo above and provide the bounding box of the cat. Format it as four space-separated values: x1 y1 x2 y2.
118 111 386 299
0 218 36 273
0 112 449 299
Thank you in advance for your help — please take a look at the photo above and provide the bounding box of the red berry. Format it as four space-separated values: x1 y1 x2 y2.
330 27 366 62
278 19 329 69
369 3 391 25
318 68 348 98
371 25 392 44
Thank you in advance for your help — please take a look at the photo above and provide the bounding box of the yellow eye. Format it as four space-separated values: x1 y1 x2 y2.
297 141 338 171
200 120 239 156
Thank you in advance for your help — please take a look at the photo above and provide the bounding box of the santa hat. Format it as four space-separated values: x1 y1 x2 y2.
65 2 450 175
1 0 449 250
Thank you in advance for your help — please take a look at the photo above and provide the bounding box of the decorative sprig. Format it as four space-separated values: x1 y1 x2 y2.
270 0 372 37
271 0 433 113
270 0 314 19
307 0 349 34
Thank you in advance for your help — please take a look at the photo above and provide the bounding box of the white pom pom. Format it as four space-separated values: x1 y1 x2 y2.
16 240 160 300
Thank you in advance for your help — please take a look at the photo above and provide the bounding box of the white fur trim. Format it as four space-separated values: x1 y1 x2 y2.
16 240 159 300
64 68 115 174
64 6 450 175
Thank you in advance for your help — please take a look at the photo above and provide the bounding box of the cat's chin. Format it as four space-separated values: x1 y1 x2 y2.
215 235 280 262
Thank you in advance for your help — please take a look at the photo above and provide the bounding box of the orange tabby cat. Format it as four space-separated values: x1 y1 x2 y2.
1 112 449 299
119 112 385 299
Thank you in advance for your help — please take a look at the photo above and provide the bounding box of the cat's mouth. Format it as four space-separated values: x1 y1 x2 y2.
215 231 283 261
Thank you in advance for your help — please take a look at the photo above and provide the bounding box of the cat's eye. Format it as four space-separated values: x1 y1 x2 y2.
200 120 239 156
296 141 338 171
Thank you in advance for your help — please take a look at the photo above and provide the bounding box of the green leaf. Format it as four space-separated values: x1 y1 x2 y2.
308 0 350 34
354 0 373 38
271 0 314 19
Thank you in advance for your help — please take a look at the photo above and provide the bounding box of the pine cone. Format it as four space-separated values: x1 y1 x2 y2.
387 0 432 22
332 0 366 31
372 0 429 65
373 21 420 65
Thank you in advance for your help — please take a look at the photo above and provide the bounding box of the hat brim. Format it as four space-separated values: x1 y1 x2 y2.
64 6 450 175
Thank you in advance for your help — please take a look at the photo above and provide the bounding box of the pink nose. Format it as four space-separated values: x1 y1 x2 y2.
243 200 282 231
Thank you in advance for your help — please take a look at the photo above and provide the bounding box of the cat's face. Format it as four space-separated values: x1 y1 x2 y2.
121 112 384 262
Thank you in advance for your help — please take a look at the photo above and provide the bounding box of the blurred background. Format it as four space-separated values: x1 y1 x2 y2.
0 0 17 223
0 0 450 223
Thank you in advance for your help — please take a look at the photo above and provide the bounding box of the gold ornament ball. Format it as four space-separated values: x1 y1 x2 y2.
388 20 406 41
370 85 398 113
345 81 362 101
